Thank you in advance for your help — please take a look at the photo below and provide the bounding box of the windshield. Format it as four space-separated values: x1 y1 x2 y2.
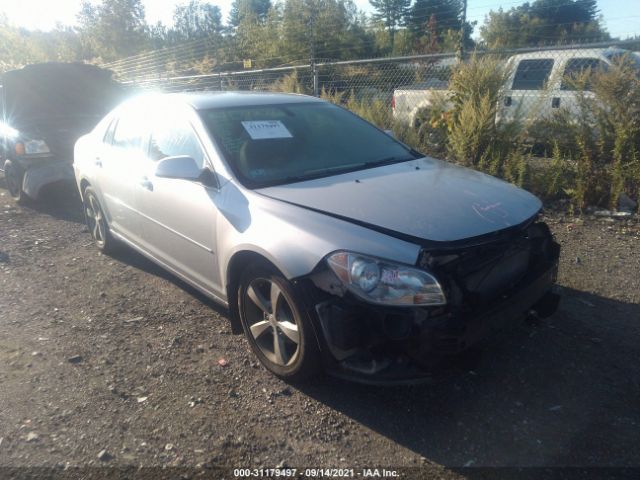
199 102 419 188
605 50 640 69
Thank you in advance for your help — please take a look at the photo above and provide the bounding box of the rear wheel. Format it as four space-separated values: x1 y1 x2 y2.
238 265 321 381
83 186 116 254
3 160 29 204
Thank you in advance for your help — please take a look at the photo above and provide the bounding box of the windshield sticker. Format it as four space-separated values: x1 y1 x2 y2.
241 120 293 140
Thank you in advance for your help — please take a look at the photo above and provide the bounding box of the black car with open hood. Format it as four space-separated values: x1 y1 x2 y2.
0 62 127 203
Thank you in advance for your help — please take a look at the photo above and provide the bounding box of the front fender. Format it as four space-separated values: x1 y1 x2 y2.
215 183 422 287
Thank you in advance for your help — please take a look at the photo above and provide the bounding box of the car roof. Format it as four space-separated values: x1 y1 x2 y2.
167 91 325 110
507 47 627 62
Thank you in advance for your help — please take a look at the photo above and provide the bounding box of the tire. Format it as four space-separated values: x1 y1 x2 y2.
83 186 117 254
238 264 321 381
3 160 30 205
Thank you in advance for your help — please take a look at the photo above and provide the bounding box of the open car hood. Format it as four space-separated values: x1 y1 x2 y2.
2 63 127 158
258 157 542 245
2 62 125 129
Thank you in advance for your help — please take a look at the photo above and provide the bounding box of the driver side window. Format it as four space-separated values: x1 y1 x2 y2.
148 116 206 169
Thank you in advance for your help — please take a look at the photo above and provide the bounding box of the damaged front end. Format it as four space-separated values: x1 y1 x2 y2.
297 219 561 384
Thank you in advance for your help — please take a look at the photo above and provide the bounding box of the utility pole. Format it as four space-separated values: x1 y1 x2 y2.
458 0 468 60
307 1 319 96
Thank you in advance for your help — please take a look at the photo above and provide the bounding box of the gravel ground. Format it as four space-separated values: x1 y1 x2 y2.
0 180 639 477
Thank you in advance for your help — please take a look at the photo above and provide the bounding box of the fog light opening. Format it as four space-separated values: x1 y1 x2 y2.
383 314 412 339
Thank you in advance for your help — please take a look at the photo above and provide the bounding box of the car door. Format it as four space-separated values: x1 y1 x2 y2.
97 108 148 245
134 108 222 295
555 57 605 118
499 58 555 125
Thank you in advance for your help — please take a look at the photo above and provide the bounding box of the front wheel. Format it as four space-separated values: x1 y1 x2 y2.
238 265 321 381
3 160 29 204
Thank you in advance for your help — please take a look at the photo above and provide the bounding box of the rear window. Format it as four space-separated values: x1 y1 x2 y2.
512 59 554 90
200 102 417 188
111 114 144 150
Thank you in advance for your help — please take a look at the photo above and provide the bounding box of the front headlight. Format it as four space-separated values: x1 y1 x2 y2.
0 121 19 139
326 251 446 306
24 139 51 155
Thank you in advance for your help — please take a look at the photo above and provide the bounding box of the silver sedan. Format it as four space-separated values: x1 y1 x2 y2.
73 92 560 384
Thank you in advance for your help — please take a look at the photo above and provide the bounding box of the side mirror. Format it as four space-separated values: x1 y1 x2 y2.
384 129 395 138
155 155 201 181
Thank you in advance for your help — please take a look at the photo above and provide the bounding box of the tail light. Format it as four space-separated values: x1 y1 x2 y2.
391 95 396 111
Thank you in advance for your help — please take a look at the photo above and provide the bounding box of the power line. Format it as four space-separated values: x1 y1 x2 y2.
106 0 628 71
99 0 639 78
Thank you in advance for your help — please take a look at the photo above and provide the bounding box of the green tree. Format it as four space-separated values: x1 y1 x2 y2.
229 0 272 27
408 0 461 37
230 0 373 67
233 8 281 65
172 0 223 40
315 0 373 60
77 0 149 61
480 0 608 49
0 15 84 71
369 0 411 52
407 0 474 53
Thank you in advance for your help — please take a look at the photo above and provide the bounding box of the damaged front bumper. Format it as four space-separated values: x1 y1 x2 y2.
297 221 561 385
19 159 75 199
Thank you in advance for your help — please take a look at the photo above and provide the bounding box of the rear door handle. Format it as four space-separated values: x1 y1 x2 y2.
504 96 512 107
552 97 561 108
139 177 153 191
94 157 102 167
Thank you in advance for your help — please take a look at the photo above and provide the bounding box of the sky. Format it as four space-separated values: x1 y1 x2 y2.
0 0 637 39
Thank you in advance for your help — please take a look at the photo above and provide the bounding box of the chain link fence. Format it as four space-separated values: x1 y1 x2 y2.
104 39 640 210
105 39 640 166
109 40 639 132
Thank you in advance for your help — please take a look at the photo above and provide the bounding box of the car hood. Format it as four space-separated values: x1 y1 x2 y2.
257 157 542 244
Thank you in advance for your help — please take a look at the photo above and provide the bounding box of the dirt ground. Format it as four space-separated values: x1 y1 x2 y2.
0 179 639 478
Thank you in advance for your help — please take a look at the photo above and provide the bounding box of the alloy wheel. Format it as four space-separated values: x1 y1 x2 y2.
85 194 106 248
244 278 301 366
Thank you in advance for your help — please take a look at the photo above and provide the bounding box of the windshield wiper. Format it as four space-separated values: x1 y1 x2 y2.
303 163 368 176
263 157 418 187
276 164 368 184
364 156 419 168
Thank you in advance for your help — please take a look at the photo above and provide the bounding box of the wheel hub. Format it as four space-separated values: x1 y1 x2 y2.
85 194 105 246
245 278 301 367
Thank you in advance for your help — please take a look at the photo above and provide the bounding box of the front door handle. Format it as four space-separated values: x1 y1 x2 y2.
139 177 153 191
94 157 102 167
552 97 561 108
504 96 512 107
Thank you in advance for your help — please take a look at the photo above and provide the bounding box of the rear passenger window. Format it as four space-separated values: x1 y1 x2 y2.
561 58 605 90
512 59 554 90
148 118 206 168
111 113 144 150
